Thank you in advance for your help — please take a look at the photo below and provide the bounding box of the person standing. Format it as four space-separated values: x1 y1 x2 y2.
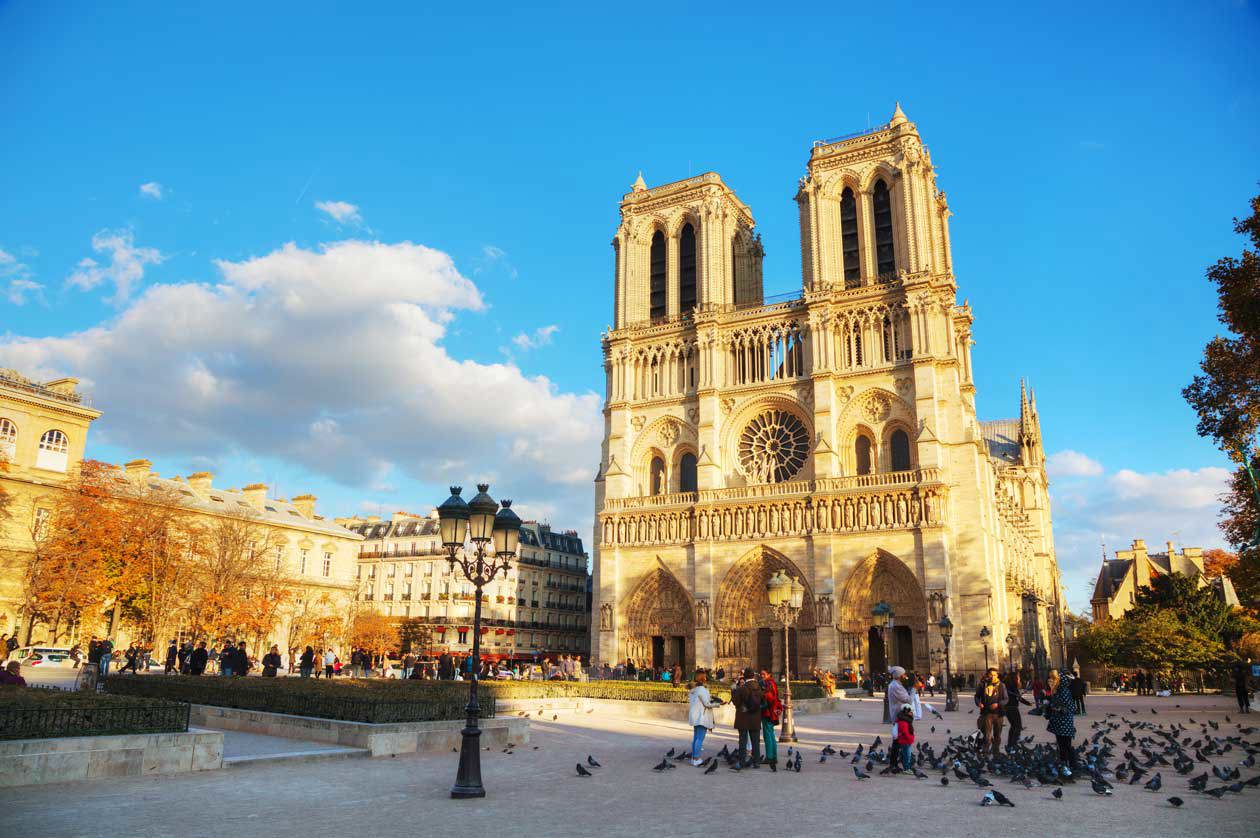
5 632 18 655
262 645 282 677
891 703 915 773
688 672 722 766
1069 669 1087 715
323 647 335 679
1003 671 1032 750
759 669 782 772
99 638 114 677
299 646 315 678
117 642 140 674
732 667 764 768
438 650 454 680
403 652 415 680
1045 669 1079 775
164 640 178 675
974 668 1008 760
190 641 209 676
234 642 251 677
884 666 910 726
1234 661 1252 713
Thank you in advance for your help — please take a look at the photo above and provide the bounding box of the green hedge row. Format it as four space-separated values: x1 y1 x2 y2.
0 686 189 740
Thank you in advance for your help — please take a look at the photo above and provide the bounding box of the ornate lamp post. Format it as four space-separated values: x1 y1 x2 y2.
766 570 804 742
438 484 520 800
980 625 991 672
872 600 895 665
1005 633 1015 673
939 615 956 711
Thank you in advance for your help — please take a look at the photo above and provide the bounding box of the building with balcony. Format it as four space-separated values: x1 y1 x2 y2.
594 105 1065 678
336 512 591 662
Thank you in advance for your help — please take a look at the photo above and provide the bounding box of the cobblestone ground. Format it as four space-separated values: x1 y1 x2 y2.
3 692 1258 838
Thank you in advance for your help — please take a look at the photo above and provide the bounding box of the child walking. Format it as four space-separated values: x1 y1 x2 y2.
892 702 915 773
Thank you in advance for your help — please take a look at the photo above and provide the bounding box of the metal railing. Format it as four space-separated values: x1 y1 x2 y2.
0 699 189 740
0 371 92 407
813 124 885 147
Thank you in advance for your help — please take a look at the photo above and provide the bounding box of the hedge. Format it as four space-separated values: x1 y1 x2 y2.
102 675 492 724
0 686 189 740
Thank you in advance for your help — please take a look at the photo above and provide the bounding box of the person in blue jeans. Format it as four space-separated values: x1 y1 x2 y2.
687 672 722 765
892 703 915 773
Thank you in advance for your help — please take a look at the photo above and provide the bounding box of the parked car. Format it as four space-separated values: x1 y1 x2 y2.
6 646 78 671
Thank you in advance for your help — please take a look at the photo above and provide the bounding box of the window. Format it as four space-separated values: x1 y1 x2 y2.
385 581 394 601
299 549 309 575
890 429 911 471
36 429 69 472
322 552 332 577
882 316 893 363
679 453 697 494
33 507 51 540
855 435 873 475
649 457 666 496
0 417 15 460
274 545 284 571
457 628 469 644
679 223 697 313
847 322 863 367
872 179 896 276
402 582 412 600
840 187 860 286
649 231 667 320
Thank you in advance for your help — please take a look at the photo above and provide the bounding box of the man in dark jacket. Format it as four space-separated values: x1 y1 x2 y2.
234 641 251 677
1069 670 1087 715
438 652 455 680
164 640 178 674
974 667 1008 759
732 667 764 768
190 642 209 675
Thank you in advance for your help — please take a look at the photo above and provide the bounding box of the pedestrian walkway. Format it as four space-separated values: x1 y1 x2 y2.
212 728 368 767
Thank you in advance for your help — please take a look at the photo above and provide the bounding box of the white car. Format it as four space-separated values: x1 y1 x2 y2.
6 646 78 672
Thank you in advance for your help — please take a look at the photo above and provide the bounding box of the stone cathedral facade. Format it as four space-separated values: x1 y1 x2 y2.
592 106 1066 679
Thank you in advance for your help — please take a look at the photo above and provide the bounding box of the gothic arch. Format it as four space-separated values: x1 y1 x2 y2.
721 395 814 486
835 550 928 674
859 163 899 194
713 545 817 675
621 564 694 669
819 169 863 199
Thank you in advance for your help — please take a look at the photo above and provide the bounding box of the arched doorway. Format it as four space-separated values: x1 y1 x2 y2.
621 566 694 671
713 546 817 676
837 550 928 675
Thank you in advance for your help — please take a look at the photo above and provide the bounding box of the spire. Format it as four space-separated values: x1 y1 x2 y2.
890 102 909 126
1019 378 1032 436
632 171 647 192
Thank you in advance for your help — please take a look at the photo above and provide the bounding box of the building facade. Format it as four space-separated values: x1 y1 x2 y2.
1090 538 1239 622
0 368 361 650
337 513 591 662
593 106 1065 678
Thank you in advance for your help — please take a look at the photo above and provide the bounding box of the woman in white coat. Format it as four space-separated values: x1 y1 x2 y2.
688 672 723 766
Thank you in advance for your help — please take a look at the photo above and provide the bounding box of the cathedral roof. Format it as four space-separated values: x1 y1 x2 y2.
980 419 1021 467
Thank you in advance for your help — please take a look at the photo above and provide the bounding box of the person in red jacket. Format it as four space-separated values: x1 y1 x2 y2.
759 669 783 772
892 702 915 773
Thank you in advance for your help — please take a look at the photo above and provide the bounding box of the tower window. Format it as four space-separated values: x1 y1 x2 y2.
840 187 860 286
855 435 873 475
679 453 698 493
649 457 666 496
890 429 911 471
679 223 697 313
873 179 896 276
649 231 667 321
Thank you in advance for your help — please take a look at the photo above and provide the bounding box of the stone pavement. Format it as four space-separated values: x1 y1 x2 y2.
2 693 1257 838
216 729 367 765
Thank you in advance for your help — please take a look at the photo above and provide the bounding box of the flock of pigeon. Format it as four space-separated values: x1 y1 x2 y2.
568 705 1259 811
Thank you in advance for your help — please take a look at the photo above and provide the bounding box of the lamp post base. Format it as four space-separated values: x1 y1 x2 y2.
450 722 485 798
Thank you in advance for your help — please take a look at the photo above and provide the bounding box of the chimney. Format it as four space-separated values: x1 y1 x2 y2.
124 459 152 480
1132 539 1146 552
1166 541 1175 556
188 471 213 493
292 493 317 519
242 483 268 509
43 377 80 396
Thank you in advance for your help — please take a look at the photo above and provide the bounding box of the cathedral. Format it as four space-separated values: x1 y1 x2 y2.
592 106 1066 680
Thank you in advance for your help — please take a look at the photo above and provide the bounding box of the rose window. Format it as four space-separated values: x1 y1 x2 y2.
738 409 809 483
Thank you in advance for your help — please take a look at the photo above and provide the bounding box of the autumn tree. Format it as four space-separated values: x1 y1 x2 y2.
350 611 398 673
182 509 287 646
1201 547 1239 579
1183 188 1260 602
398 617 433 655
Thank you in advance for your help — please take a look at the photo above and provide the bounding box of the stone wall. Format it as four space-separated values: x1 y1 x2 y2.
0 730 223 788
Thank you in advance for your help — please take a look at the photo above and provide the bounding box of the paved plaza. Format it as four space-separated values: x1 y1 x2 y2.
3 692 1258 838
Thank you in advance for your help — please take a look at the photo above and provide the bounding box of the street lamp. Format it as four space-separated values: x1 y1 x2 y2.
767 570 804 743
438 484 519 800
1005 633 1015 673
872 600 895 665
939 615 956 711
980 625 991 672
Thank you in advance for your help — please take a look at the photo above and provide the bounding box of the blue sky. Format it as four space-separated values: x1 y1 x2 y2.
1 2 1257 612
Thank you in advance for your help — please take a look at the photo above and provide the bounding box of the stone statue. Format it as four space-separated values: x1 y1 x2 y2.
695 598 710 629
600 601 614 631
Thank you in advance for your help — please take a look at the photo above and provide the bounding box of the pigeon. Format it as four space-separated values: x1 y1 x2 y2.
575 763 592 777
1051 788 1063 799
727 761 743 772
1144 772 1162 791
1168 797 1184 807
941 777 949 786
587 756 601 768
1091 779 1113 796
990 790 1016 807
819 755 827 763
854 766 870 780
822 745 836 755
666 748 675 757
652 759 670 771
794 752 803 772
704 760 718 774
1204 786 1228 799
552 715 558 721
697 757 711 768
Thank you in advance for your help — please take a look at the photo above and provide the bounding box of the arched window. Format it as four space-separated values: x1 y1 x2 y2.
890 429 911 471
649 457 666 496
649 231 667 321
0 418 15 460
679 223 697 314
840 187 860 286
36 429 69 472
679 453 698 493
855 435 873 476
872 179 896 276
882 316 893 362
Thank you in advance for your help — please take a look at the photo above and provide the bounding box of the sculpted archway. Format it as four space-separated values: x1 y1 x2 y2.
714 545 817 675
836 550 928 675
621 565 694 670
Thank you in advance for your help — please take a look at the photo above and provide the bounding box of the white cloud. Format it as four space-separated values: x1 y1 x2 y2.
65 229 163 304
512 324 560 351
139 181 165 199
2 239 601 519
474 244 518 279
1050 464 1233 613
1046 449 1103 478
0 247 43 305
314 200 363 226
